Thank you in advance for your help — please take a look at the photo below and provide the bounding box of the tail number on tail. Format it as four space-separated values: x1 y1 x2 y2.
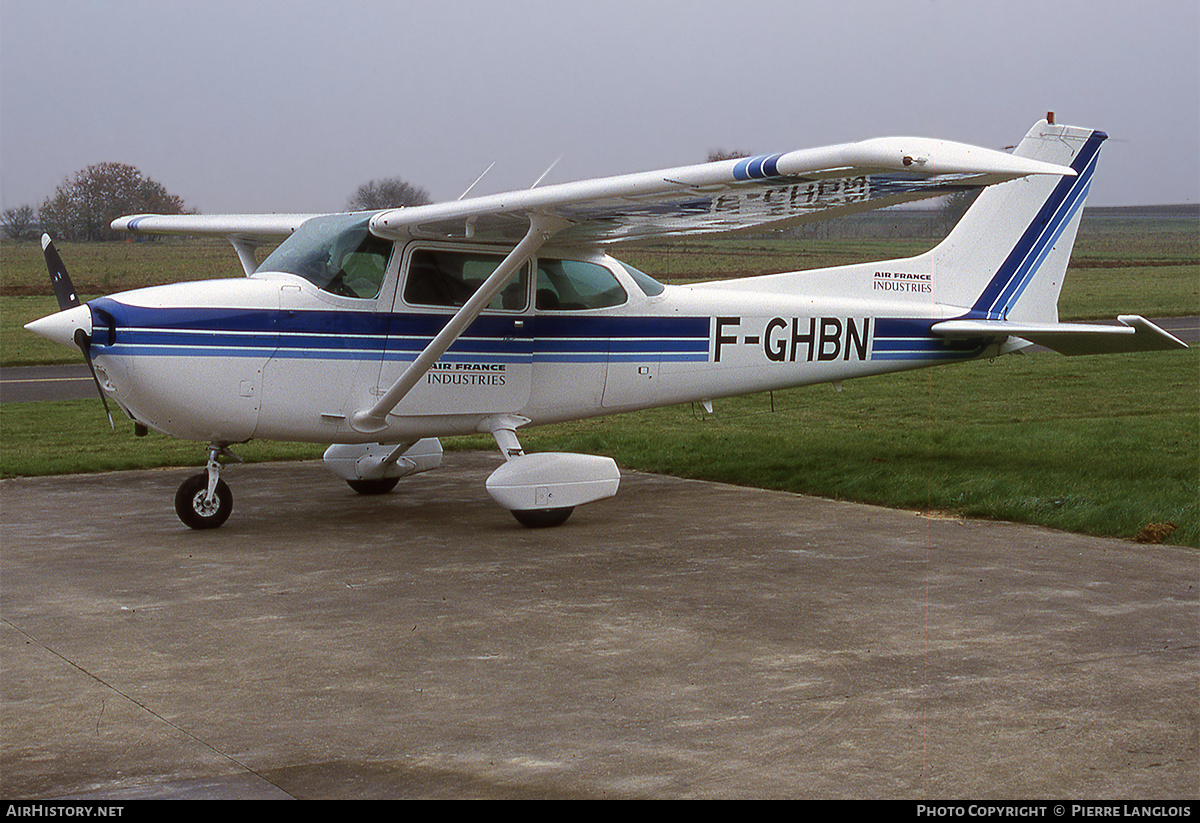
714 317 872 363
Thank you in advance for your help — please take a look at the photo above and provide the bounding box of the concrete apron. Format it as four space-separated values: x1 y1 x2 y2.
2 453 1195 799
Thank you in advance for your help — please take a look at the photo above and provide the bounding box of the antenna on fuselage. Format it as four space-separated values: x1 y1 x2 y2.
458 161 496 200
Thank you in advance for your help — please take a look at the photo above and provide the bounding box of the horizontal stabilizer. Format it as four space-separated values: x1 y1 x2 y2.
931 315 1188 356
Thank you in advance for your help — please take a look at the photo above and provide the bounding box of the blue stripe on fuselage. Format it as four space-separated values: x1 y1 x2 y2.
870 317 989 361
90 300 995 366
86 300 711 364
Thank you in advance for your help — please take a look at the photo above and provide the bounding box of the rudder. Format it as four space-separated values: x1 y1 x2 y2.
932 120 1106 322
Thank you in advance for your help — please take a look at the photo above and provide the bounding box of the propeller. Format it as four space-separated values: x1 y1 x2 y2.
73 327 114 429
42 233 80 312
42 234 114 429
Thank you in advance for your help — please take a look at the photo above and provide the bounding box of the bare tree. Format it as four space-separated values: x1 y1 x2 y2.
347 177 432 211
933 190 981 235
707 149 751 163
1 205 39 240
39 162 191 241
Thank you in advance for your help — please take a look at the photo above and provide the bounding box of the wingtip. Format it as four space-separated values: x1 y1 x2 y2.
1035 158 1078 178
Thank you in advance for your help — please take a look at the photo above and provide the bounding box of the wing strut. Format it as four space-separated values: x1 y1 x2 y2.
349 212 570 434
227 236 263 276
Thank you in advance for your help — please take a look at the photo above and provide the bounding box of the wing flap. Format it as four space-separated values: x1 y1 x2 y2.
932 315 1188 356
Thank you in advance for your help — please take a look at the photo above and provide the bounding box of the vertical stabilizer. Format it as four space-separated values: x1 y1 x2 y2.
932 120 1106 322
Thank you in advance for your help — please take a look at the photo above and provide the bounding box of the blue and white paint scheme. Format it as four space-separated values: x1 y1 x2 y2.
26 118 1187 529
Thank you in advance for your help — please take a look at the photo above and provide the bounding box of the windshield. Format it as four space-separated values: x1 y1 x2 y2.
258 214 394 298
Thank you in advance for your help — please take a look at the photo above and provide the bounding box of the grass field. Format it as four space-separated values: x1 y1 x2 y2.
2 209 1197 545
2 211 1197 365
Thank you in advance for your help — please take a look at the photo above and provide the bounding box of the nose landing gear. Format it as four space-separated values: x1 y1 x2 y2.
175 445 237 530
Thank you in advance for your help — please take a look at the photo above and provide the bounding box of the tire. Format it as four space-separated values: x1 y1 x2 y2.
175 473 233 530
510 507 574 528
346 477 401 495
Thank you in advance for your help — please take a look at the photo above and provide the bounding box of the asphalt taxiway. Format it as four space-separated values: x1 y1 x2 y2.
1 453 1196 799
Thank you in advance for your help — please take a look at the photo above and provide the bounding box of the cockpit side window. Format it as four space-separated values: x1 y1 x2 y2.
403 249 530 311
258 214 394 299
535 259 628 311
324 237 393 299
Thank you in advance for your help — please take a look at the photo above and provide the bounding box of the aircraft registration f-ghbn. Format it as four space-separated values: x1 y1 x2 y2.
26 117 1187 529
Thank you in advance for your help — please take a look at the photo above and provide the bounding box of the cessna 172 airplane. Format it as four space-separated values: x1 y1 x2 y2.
26 117 1187 529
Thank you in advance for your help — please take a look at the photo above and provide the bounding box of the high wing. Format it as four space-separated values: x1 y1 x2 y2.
368 136 1073 247
112 135 1073 254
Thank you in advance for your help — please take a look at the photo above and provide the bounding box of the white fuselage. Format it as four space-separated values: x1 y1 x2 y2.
70 244 992 446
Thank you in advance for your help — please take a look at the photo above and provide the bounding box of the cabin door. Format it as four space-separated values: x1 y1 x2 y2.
382 245 533 416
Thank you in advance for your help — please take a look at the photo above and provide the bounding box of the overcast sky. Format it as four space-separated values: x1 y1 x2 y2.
2 0 1197 214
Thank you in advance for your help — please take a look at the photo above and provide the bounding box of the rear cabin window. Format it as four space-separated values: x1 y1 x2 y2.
535 259 627 311
619 261 666 296
403 249 529 311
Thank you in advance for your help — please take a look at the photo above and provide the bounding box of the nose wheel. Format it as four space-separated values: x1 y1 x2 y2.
175 445 236 529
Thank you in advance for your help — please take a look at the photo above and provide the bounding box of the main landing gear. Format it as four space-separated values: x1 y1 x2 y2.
174 445 236 530
345 477 401 495
172 432 620 531
483 417 620 529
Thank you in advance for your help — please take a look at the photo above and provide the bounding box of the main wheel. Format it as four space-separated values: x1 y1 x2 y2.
346 477 401 495
175 473 233 530
510 507 574 528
